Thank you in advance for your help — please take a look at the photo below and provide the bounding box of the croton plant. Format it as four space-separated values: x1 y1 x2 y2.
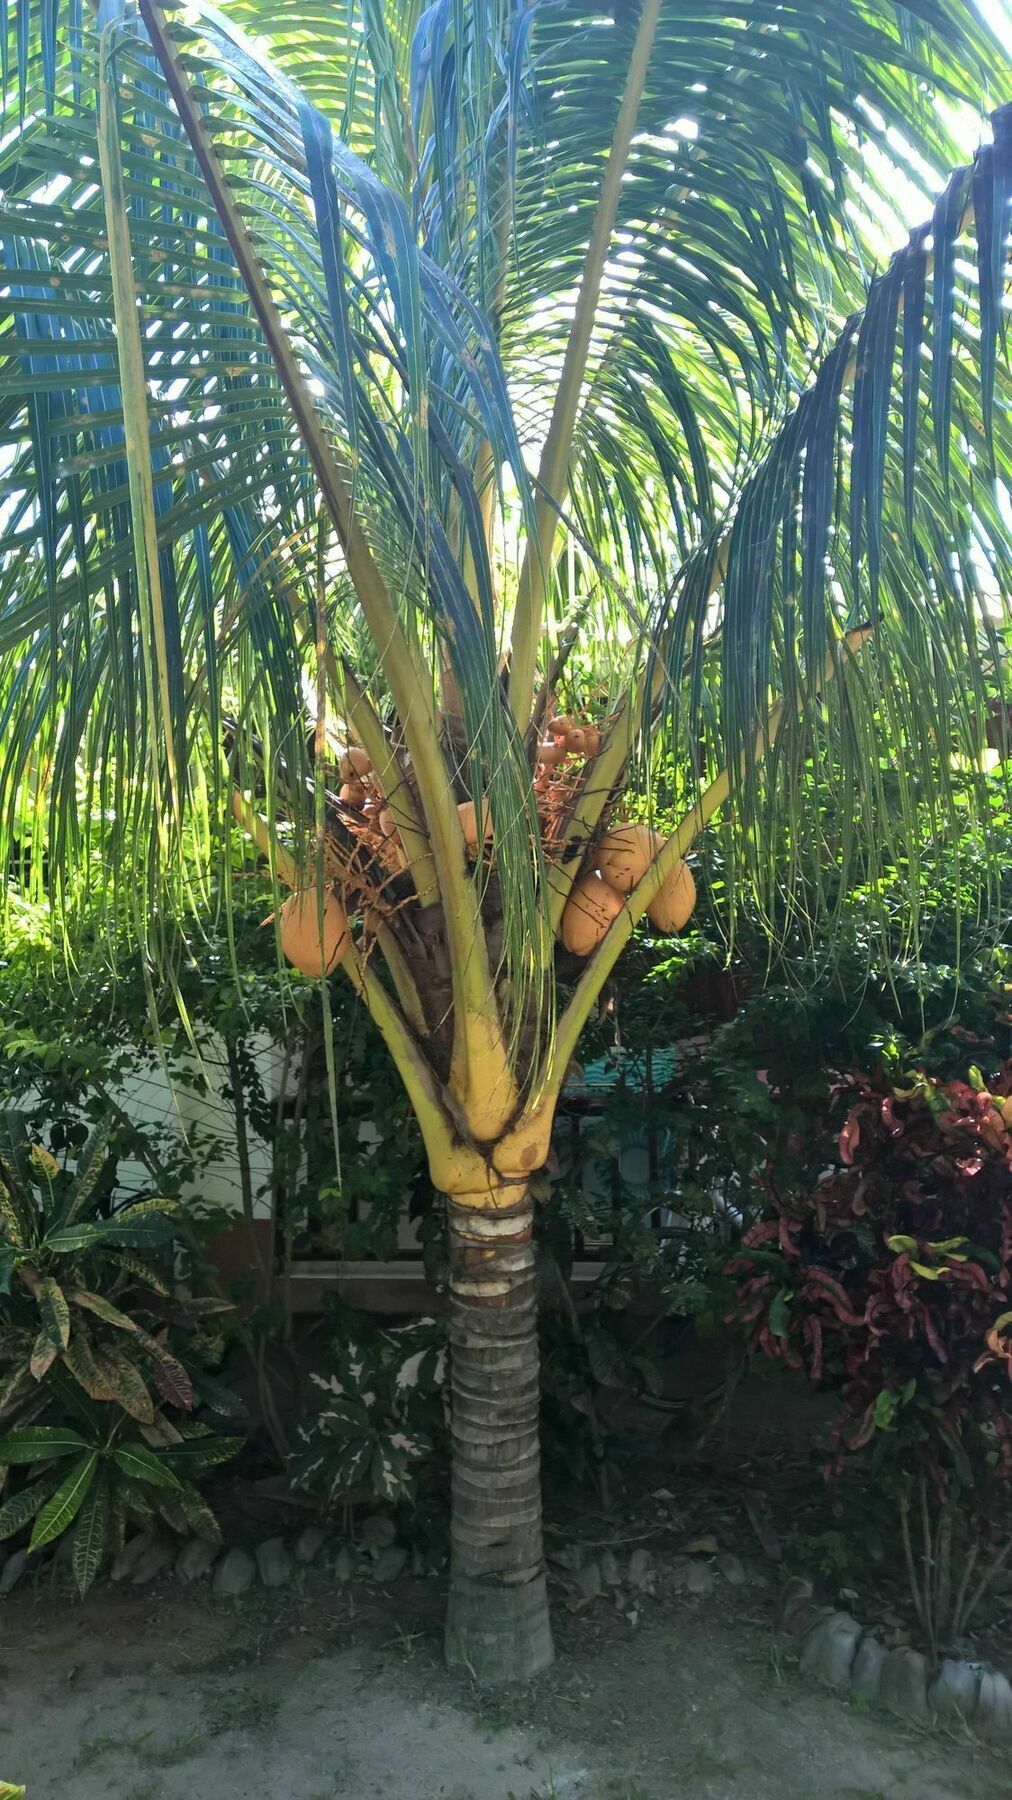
0 1115 241 1594
728 1061 1012 1494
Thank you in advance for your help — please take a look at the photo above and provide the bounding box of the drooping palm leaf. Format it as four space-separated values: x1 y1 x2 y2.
0 0 1009 1085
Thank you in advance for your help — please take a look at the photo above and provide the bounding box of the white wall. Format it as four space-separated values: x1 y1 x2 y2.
26 1031 289 1222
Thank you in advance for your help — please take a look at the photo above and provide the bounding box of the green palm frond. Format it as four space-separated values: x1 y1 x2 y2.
0 0 1009 1088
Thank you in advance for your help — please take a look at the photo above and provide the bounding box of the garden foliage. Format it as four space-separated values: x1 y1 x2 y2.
0 1115 242 1592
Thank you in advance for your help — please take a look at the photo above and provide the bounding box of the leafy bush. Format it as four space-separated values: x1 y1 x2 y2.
0 1114 242 1591
727 1057 1012 1650
291 1304 447 1511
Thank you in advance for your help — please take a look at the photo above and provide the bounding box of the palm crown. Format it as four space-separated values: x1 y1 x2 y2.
1 0 1009 1679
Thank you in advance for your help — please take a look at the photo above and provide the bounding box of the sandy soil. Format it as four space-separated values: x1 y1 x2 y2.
0 1552 1005 1800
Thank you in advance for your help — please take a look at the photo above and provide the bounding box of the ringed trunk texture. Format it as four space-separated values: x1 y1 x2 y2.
443 1188 555 1683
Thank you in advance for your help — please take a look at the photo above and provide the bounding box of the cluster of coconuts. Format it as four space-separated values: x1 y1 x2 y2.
277 735 696 976
560 821 696 957
536 712 603 769
339 743 492 862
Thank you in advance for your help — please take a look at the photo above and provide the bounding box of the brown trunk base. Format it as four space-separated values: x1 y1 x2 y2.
443 1191 554 1683
445 1570 554 1684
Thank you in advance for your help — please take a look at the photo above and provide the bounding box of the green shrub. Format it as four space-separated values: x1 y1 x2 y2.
0 1113 242 1592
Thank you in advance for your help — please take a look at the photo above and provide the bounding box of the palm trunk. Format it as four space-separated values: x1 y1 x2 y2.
443 1189 554 1683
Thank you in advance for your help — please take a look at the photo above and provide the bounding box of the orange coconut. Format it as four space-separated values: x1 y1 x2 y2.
338 745 372 781
537 738 567 768
339 778 366 808
595 822 662 894
458 799 493 854
646 859 696 934
560 872 625 956
278 889 350 978
582 724 602 757
377 807 408 870
547 714 576 740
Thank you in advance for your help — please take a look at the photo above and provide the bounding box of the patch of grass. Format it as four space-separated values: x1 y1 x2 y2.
377 1624 428 1662
73 1732 150 1772
201 1687 281 1737
179 1592 290 1674
135 1730 203 1770
672 1744 742 1790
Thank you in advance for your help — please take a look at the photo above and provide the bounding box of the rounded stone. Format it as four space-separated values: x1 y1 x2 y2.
255 1537 293 1589
599 1550 621 1588
627 1548 654 1591
0 1548 30 1597
294 1525 328 1566
777 1576 816 1639
359 1514 396 1549
976 1669 1012 1743
212 1546 257 1598
687 1561 715 1598
131 1538 173 1586
850 1634 888 1705
929 1657 981 1723
330 1545 356 1582
576 1559 603 1601
111 1532 157 1583
370 1544 408 1584
879 1646 931 1724
175 1537 220 1584
799 1611 862 1690
716 1552 746 1587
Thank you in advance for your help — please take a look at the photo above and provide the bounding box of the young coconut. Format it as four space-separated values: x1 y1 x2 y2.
646 860 696 934
595 822 663 894
377 807 409 872
338 745 372 781
560 872 625 956
338 778 367 808
278 888 350 978
537 739 567 769
458 799 493 854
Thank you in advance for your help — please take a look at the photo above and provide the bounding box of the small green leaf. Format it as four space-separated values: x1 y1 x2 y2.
34 1274 71 1351
769 1287 793 1338
72 1468 110 1596
160 1434 243 1479
0 1426 88 1464
29 1452 98 1551
111 1443 182 1490
68 1289 138 1333
0 1475 59 1540
49 1217 173 1251
176 1482 222 1544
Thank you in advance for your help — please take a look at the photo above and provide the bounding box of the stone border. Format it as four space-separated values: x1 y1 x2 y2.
777 1576 1012 1743
0 1516 414 1601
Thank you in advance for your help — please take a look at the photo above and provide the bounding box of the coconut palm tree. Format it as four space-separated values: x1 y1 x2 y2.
1 0 1009 1680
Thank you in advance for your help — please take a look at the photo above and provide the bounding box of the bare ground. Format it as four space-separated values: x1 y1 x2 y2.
0 1549 1005 1800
